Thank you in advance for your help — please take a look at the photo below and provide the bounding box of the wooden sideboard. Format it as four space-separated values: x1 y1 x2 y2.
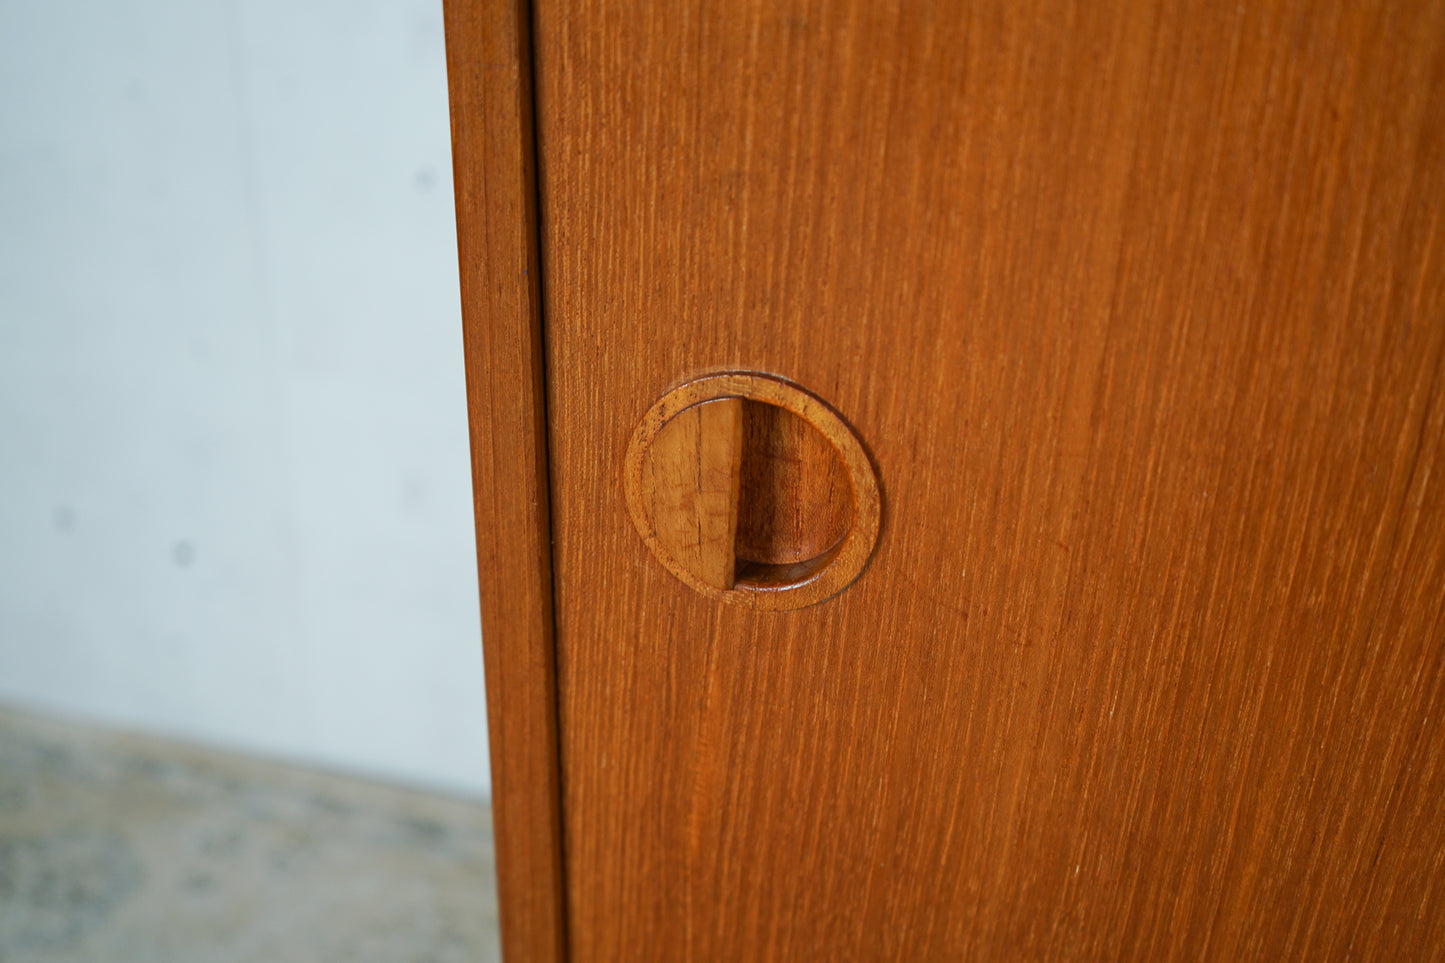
445 1 1445 958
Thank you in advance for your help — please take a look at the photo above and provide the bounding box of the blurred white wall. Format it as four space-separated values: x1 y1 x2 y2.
0 0 491 797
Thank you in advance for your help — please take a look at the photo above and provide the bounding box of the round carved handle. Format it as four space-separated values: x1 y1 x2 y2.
623 372 880 611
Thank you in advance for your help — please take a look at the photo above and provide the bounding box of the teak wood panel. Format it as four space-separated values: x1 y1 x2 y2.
443 1 566 959
531 0 1445 959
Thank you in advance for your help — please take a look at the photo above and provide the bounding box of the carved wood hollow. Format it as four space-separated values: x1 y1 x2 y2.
624 373 880 611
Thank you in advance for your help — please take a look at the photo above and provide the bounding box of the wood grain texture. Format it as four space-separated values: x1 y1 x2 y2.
442 1 566 960
737 400 853 567
631 392 858 591
623 373 881 610
644 397 745 591
534 0 1445 958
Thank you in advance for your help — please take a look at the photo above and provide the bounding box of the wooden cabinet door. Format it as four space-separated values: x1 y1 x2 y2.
447 0 1445 959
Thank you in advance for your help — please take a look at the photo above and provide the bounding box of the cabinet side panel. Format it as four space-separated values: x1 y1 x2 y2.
443 1 566 959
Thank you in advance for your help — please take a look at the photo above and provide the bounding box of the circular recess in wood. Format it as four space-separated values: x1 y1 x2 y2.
624 372 880 611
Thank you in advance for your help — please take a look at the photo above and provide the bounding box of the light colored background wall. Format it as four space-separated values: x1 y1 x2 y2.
0 0 491 797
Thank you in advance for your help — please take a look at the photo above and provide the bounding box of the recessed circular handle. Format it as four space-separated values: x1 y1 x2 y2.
623 372 880 610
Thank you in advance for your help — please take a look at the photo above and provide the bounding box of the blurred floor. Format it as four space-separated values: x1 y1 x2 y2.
0 707 500 963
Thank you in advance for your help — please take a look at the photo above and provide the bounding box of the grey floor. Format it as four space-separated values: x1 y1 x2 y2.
0 707 501 963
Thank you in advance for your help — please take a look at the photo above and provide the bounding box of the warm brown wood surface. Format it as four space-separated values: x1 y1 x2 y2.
737 400 853 567
643 397 745 591
631 393 859 593
532 0 1445 959
623 373 882 611
442 1 566 960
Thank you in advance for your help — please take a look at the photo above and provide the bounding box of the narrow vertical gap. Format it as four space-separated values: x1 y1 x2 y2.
517 0 571 957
